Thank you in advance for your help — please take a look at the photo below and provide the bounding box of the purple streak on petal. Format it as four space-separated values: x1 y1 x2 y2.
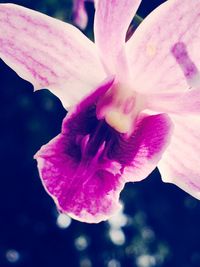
171 42 199 81
35 80 172 223
126 0 200 94
0 4 105 108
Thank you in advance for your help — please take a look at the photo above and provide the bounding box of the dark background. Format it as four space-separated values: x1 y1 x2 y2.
0 1 200 266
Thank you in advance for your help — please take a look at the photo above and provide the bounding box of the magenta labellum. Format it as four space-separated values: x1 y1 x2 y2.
35 79 172 222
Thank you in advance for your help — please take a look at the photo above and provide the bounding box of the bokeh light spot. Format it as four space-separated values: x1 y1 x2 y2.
56 213 72 229
136 254 156 267
141 227 155 242
75 236 88 251
108 205 128 228
80 257 92 267
6 249 20 263
109 228 125 246
108 259 121 267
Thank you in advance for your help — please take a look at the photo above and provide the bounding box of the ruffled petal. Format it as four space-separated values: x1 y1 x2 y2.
35 78 172 223
35 78 123 223
158 114 200 200
0 4 105 108
94 0 141 78
126 0 200 93
116 113 173 182
145 87 200 115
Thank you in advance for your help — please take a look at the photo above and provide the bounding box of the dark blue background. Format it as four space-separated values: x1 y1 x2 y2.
0 1 200 266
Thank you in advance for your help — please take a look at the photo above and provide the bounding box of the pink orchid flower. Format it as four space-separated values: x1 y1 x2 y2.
0 0 200 223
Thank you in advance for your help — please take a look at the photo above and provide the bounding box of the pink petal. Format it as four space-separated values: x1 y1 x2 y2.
158 114 200 200
145 87 200 115
72 0 88 30
127 0 200 93
0 4 106 108
35 79 172 223
94 0 141 78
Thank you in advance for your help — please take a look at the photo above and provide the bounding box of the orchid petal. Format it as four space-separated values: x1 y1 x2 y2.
127 0 200 93
94 0 141 78
158 114 200 200
72 0 88 30
35 79 172 223
0 4 106 108
145 88 200 115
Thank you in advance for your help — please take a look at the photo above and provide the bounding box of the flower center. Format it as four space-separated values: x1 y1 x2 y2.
96 83 144 134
